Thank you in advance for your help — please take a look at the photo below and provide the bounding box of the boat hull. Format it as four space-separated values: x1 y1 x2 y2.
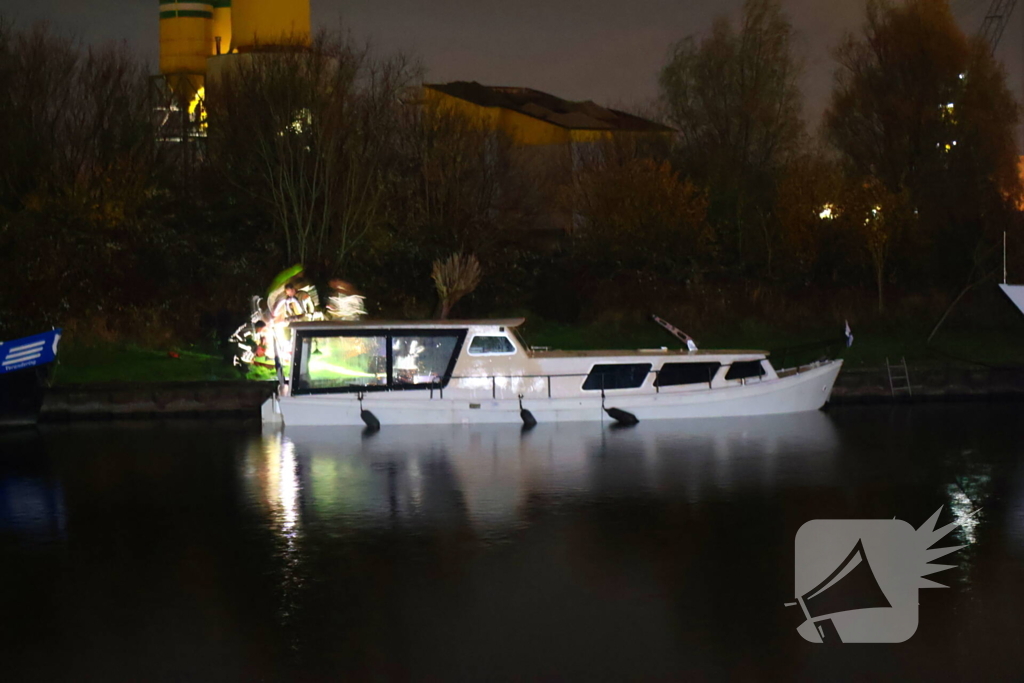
264 360 843 427
0 366 49 429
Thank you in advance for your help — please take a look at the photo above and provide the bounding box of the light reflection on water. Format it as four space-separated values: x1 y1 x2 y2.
274 411 841 535
245 430 303 539
245 431 305 633
3 404 1024 680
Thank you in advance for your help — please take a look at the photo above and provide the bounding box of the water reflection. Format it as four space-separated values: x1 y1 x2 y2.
272 411 841 534
0 430 66 545
947 485 981 545
1004 455 1024 555
245 432 303 536
244 430 305 631
5 405 1024 680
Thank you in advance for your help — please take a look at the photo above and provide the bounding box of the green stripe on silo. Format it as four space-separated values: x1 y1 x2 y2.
159 1 214 18
160 10 214 19
158 1 214 8
211 1 231 7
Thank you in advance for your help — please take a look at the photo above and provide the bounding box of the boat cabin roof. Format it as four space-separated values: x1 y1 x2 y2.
287 320 768 358
531 349 768 359
289 318 526 331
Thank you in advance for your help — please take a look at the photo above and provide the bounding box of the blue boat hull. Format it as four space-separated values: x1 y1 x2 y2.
0 365 50 428
0 330 61 428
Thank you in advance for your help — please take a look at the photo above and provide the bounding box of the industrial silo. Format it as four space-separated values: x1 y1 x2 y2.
211 0 232 55
159 1 213 76
231 0 310 52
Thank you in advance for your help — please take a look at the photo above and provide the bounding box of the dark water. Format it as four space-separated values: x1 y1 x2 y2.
2 405 1024 681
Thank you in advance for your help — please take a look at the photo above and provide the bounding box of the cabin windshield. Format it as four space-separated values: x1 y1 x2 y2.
392 333 461 387
292 329 466 394
296 335 388 392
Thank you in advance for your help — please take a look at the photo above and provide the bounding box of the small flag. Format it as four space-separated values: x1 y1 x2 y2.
845 320 854 348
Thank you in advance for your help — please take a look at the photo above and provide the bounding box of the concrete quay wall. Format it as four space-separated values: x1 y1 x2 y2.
830 366 1024 404
41 381 275 420
35 367 1024 420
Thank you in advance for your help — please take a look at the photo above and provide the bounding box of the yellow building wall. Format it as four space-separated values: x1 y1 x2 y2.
231 0 311 51
160 14 212 75
568 129 616 144
211 1 232 55
425 89 568 146
424 88 650 147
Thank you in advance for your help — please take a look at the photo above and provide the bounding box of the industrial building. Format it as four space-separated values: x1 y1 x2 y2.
423 81 674 147
421 82 675 234
156 0 311 140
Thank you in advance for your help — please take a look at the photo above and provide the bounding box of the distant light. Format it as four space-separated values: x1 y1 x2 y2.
819 204 835 220
946 102 954 109
959 72 966 80
864 205 882 226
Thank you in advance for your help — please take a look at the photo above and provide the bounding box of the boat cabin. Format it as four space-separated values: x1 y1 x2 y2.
285 319 777 400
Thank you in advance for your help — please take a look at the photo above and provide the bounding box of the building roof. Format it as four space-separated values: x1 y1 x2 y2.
424 81 674 134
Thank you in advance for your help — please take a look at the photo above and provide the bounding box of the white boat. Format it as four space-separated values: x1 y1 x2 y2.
999 233 1024 316
1000 284 1024 316
261 318 843 427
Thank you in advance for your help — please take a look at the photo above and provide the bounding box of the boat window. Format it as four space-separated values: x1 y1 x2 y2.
391 334 462 388
582 363 652 391
656 362 721 387
295 335 388 392
468 335 516 355
725 360 765 380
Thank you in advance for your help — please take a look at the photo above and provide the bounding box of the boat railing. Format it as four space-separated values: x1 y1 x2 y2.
441 368 724 401
440 357 842 400
772 335 847 375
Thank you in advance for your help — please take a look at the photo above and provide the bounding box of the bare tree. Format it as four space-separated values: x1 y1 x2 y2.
659 0 804 266
567 137 710 281
825 0 1020 295
431 252 481 319
208 33 419 280
0 22 157 220
393 100 545 256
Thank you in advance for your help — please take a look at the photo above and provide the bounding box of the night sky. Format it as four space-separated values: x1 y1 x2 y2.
0 0 1020 126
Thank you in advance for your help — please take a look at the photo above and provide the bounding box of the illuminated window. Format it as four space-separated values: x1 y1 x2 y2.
391 334 461 387
292 329 466 393
296 335 387 392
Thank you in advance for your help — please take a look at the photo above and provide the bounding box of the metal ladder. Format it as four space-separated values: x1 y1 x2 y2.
886 357 912 397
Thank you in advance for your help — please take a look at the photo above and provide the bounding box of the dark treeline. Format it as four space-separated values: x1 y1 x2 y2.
1 0 1021 346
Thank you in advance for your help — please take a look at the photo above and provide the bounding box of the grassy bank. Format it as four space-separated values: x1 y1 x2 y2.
51 344 242 384
524 318 1024 369
46 316 1024 386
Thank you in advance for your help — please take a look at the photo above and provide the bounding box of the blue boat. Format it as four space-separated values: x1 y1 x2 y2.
0 329 62 428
